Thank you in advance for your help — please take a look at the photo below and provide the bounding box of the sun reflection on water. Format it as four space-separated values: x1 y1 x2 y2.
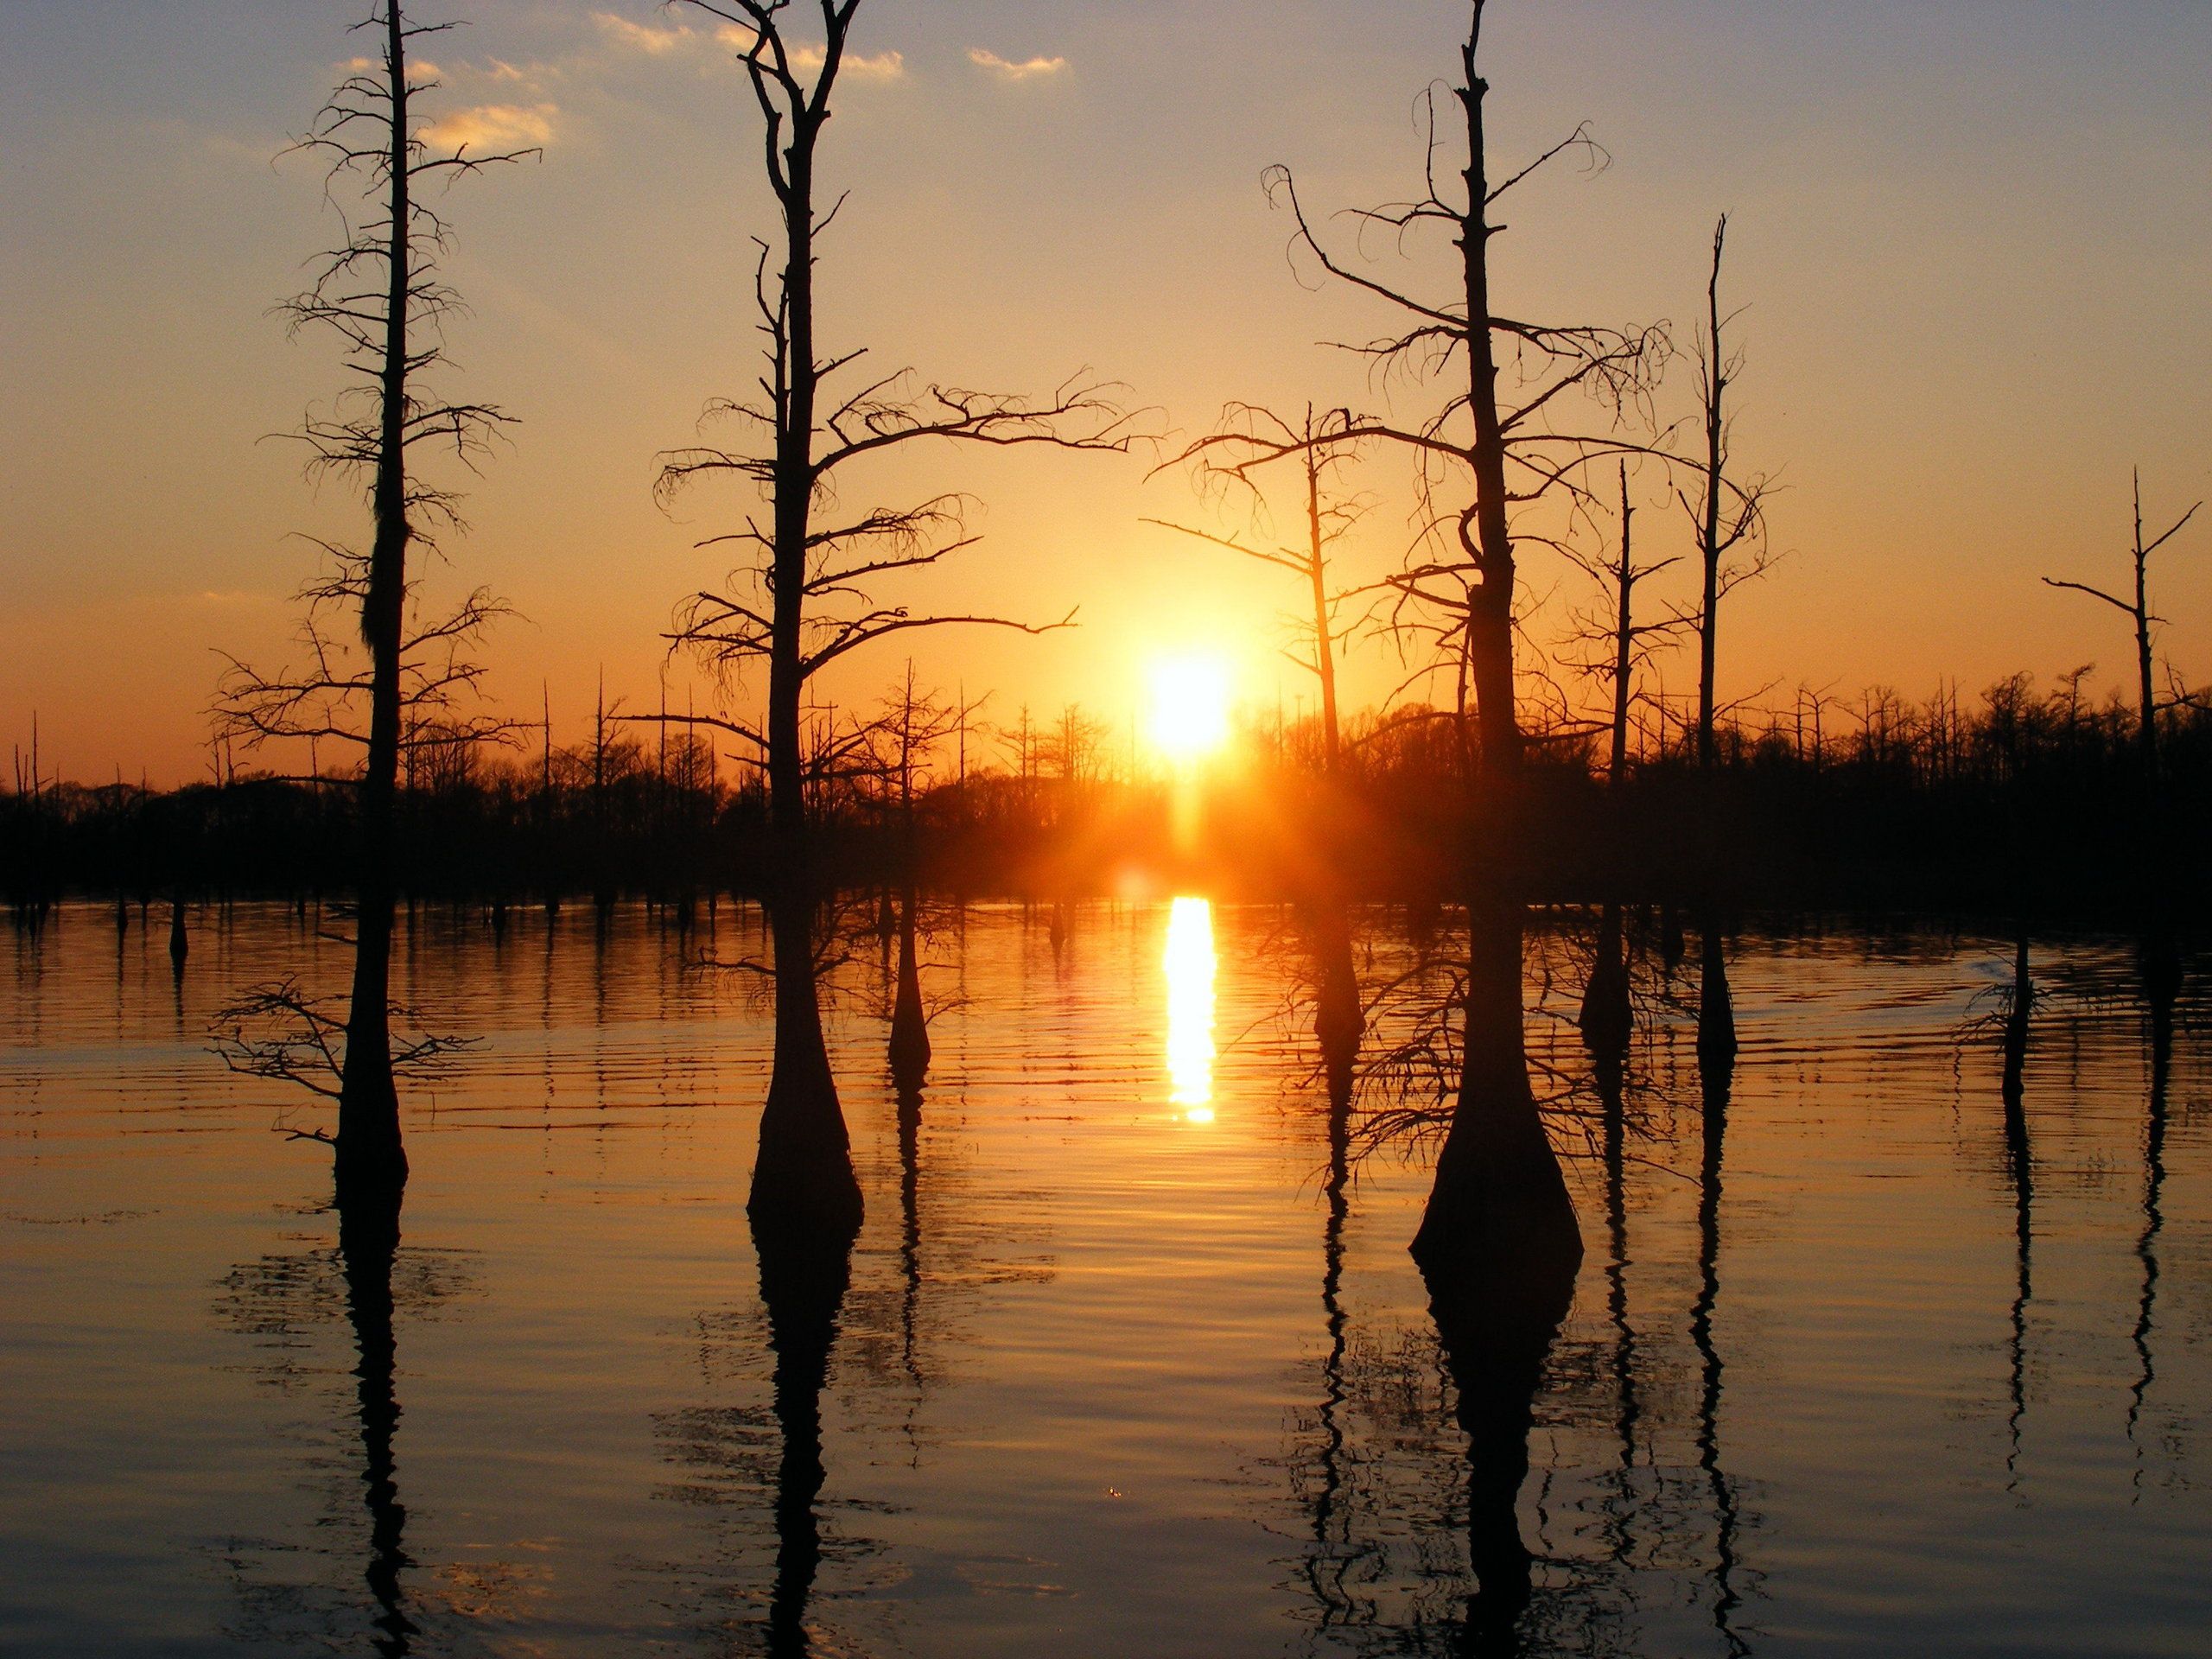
1164 896 1217 1117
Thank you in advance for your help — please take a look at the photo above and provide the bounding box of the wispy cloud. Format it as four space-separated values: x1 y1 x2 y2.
421 103 559 152
968 48 1069 82
591 10 694 55
594 10 903 83
812 47 907 83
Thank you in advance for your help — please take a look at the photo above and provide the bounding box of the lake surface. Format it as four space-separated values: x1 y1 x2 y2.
2 900 2206 1656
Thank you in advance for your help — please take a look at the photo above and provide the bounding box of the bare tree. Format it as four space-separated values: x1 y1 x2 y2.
1154 404 1370 772
217 2 532 1197
1565 464 1681 1051
654 0 1136 1246
1562 464 1682 787
1682 215 1772 1071
1186 1 1664 1278
1156 404 1376 1077
2042 469 2199 785
1686 217 1773 770
2044 469 2200 1002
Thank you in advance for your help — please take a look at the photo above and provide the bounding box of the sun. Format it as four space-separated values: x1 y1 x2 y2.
1147 653 1232 762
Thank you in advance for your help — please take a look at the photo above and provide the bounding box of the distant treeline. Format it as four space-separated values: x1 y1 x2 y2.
8 671 2209 918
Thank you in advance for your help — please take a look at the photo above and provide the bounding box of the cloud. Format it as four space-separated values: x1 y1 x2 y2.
592 10 694 55
820 48 907 82
421 102 559 151
595 12 899 82
968 48 1069 82
342 54 441 81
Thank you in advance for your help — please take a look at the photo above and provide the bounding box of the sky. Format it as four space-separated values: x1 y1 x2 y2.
3 0 2208 786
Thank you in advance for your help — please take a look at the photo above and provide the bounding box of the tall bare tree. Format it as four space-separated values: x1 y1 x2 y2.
2042 470 2199 785
1190 1 1663 1277
656 0 1134 1245
2043 470 2200 1002
219 2 532 1197
1682 215 1771 1070
1157 404 1373 1078
1154 404 1369 772
1566 463 1680 1050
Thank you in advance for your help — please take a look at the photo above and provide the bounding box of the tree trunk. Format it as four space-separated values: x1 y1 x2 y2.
335 2 413 1199
888 891 931 1096
1411 14 1580 1277
749 94 862 1245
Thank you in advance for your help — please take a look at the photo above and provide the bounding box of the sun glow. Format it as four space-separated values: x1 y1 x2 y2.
1164 897 1217 1116
1146 654 1232 763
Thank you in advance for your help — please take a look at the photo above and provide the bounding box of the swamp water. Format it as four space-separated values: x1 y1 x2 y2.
2 901 2206 1656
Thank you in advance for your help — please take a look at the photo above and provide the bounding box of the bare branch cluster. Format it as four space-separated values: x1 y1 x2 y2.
277 4 537 505
213 544 519 772
210 976 476 1106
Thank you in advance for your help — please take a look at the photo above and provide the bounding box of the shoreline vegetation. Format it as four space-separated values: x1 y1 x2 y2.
8 670 2210 918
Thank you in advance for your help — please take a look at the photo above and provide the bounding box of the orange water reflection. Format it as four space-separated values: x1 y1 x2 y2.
1163 896 1216 1117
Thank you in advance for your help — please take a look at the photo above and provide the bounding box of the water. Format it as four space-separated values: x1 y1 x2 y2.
2 900 2205 1656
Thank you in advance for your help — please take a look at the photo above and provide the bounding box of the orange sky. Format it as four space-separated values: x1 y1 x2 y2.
3 0 2207 785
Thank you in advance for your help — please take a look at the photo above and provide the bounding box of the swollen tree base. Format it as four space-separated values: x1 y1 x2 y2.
334 1071 410 1200
748 1077 865 1248
888 898 931 1098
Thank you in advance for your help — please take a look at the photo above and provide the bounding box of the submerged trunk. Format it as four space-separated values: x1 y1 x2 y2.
1310 903 1363 1101
2001 933 2032 1107
1696 916 1737 1070
1411 884 1583 1281
888 891 931 1096
1579 900 1631 1059
752 882 862 1241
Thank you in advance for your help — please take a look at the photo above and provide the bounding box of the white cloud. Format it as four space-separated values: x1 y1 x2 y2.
421 102 559 152
968 48 1068 82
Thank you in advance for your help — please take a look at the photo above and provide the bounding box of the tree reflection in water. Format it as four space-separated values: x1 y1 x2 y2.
210 1197 480 1653
1273 923 1769 1656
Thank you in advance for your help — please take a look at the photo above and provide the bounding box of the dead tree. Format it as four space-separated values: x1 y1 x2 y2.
1682 215 1772 1071
869 665 964 1097
1186 0 1663 1278
655 0 1135 1246
2042 470 2199 788
1564 463 1681 1050
216 2 532 1197
1154 404 1370 772
1154 404 1376 1072
2044 470 2200 1000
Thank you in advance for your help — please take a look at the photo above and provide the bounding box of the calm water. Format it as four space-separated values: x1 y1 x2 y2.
2 900 2206 1656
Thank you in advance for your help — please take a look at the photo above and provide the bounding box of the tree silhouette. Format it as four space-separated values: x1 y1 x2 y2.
1682 215 1773 1074
653 0 1136 1247
1567 463 1681 1052
215 1 533 1197
2042 470 2198 786
1185 0 1664 1274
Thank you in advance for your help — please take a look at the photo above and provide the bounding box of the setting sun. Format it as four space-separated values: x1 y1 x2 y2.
1146 654 1233 763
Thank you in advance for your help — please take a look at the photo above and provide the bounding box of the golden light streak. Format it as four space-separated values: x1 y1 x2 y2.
1164 896 1216 1117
